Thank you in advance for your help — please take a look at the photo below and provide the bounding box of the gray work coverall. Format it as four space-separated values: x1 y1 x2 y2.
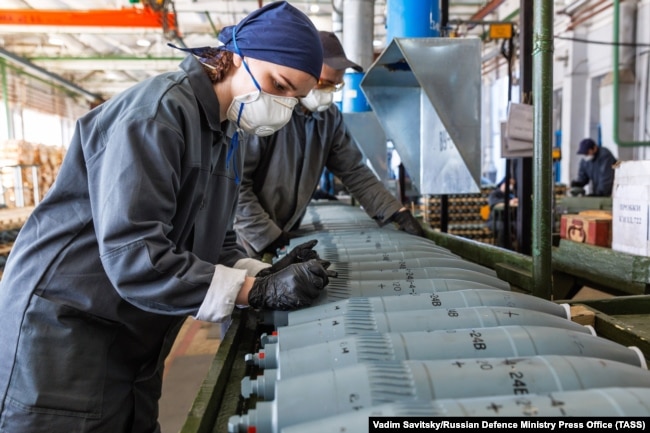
0 55 262 433
234 104 403 258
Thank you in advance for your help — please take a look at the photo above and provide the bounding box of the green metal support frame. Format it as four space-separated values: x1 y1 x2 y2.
426 228 650 299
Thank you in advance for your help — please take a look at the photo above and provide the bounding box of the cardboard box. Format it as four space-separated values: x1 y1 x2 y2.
578 210 612 219
560 214 612 247
612 160 650 256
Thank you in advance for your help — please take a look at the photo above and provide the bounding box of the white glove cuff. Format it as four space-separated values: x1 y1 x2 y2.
195 265 247 323
234 257 272 277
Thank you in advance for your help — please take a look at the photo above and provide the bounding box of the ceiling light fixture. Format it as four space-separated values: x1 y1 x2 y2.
48 36 65 46
104 71 122 80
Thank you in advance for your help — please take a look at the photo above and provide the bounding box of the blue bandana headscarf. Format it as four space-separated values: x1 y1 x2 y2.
218 1 323 79
171 1 322 80
169 2 322 185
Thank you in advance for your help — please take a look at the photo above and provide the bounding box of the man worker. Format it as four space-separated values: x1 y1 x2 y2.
570 138 617 197
235 31 425 259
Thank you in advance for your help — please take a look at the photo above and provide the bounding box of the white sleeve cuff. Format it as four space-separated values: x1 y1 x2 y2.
234 257 272 277
194 265 247 323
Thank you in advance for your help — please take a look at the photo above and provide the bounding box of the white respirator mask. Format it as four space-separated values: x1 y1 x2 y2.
299 89 334 112
227 90 298 136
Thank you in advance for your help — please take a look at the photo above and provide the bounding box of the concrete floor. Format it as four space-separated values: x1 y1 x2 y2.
159 318 221 433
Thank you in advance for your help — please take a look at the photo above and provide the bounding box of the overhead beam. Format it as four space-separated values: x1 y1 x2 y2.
30 57 182 72
0 26 166 35
0 46 104 103
0 7 176 31
468 0 507 21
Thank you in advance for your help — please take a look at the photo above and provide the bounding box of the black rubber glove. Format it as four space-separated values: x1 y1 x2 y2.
249 259 334 311
263 231 292 257
391 209 426 237
257 239 321 278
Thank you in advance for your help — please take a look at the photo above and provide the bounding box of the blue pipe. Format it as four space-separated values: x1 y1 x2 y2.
341 72 370 113
385 0 440 43
554 129 562 182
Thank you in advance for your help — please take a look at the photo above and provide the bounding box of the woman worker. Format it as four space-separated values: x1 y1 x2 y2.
0 2 331 432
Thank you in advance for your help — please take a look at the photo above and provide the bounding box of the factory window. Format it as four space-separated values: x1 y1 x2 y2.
22 109 66 148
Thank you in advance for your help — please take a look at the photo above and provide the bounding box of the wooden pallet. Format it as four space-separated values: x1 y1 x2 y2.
0 207 32 280
0 206 34 231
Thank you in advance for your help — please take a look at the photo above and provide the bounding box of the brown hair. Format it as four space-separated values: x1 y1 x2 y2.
199 49 234 83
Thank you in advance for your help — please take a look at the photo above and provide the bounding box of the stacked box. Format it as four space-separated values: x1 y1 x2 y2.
560 214 612 247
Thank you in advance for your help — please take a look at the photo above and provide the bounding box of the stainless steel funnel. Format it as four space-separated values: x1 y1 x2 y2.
361 37 482 194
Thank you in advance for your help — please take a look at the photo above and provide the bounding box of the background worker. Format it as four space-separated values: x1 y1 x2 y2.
234 31 425 260
487 177 518 248
0 3 333 432
570 138 617 197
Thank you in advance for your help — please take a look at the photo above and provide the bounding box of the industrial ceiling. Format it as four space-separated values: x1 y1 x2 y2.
0 0 502 102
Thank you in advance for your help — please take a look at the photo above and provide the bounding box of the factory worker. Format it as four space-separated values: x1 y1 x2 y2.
570 138 617 197
234 31 426 259
0 3 331 432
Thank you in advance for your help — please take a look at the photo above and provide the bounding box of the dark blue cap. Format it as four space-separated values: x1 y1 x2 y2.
577 138 596 155
217 1 323 79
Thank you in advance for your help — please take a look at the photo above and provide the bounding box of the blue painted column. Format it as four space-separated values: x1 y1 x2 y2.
385 0 440 43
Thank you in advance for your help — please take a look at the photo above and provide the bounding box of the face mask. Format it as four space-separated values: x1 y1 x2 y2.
583 155 594 162
227 90 297 136
300 89 334 112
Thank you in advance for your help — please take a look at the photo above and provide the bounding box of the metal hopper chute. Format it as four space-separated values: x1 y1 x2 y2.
342 112 388 184
360 37 482 194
